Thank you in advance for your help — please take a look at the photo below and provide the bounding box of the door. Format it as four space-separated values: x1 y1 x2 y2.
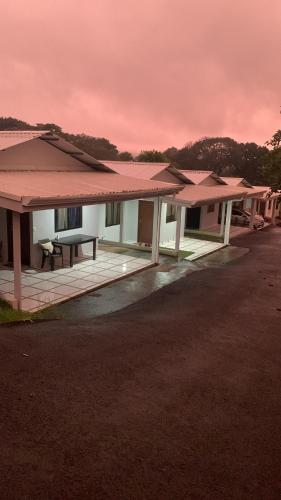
7 211 31 266
185 207 201 230
138 201 154 245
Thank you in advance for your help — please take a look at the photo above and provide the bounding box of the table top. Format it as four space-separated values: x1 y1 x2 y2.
52 234 98 246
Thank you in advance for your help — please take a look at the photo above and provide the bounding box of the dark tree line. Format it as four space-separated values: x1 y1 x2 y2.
1 116 280 187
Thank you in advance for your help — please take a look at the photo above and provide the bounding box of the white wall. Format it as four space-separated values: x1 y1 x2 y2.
31 205 100 267
98 204 120 242
199 203 220 230
123 200 139 243
159 202 177 244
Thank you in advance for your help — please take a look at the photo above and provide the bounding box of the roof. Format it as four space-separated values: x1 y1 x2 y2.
102 161 189 183
0 131 113 172
179 170 227 185
0 171 182 212
0 131 50 151
253 186 281 199
164 185 249 208
221 177 253 188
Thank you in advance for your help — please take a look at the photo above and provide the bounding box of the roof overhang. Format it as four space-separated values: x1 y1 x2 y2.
0 171 183 213
162 185 249 208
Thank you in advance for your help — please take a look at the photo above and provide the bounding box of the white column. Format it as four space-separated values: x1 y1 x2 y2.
12 211 22 310
220 202 226 237
224 200 232 245
271 198 277 225
175 205 182 252
249 198 257 230
119 201 125 243
151 198 161 263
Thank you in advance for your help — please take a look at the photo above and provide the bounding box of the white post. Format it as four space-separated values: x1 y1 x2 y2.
224 200 232 245
220 202 226 237
119 201 125 243
175 205 182 252
12 211 22 310
151 198 161 263
249 198 257 230
272 199 277 225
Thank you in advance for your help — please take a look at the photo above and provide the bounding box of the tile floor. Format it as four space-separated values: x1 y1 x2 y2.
162 237 224 261
0 249 151 313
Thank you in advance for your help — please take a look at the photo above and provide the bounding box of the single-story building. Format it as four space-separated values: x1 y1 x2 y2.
0 131 182 311
102 162 254 260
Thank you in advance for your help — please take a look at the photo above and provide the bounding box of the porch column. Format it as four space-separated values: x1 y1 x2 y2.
224 200 232 245
249 198 257 230
175 205 182 252
12 211 22 310
151 198 161 264
220 202 226 237
272 199 277 225
119 201 125 243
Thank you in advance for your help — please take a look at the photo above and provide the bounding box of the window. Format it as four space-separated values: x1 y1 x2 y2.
166 203 177 223
106 202 120 227
207 204 215 213
55 207 82 232
268 200 272 210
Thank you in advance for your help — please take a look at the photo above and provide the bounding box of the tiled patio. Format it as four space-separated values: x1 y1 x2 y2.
162 237 224 261
0 249 152 312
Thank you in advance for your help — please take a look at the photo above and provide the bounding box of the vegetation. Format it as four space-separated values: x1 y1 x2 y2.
1 116 280 186
0 299 33 324
0 117 119 160
136 150 168 163
263 130 281 190
164 137 268 185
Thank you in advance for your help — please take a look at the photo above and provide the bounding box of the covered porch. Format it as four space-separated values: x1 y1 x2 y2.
0 246 152 312
160 184 250 260
0 170 181 310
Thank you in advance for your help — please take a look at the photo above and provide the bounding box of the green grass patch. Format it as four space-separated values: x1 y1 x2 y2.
184 231 222 243
0 299 35 324
178 250 194 259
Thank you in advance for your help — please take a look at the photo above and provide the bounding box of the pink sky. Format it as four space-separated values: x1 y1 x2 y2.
0 0 280 152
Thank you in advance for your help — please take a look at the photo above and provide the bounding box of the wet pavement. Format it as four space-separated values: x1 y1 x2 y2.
41 244 249 320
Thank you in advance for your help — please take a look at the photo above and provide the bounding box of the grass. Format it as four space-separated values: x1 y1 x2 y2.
0 299 36 324
178 250 194 259
184 231 223 243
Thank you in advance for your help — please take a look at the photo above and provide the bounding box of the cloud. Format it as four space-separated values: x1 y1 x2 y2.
0 0 280 151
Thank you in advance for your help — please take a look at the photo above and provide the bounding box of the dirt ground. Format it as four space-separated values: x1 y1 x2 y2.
0 227 281 500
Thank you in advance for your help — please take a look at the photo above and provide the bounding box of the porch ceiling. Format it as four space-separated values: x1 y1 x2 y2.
0 171 183 212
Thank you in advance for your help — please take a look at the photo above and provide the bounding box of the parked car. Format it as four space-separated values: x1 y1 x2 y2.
231 208 264 229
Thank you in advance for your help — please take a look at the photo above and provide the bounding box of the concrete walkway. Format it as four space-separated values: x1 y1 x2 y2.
42 244 248 320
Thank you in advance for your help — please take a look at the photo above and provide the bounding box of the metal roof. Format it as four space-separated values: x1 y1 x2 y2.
0 131 50 151
179 170 227 185
164 185 249 208
0 131 113 172
102 161 189 183
0 171 182 212
221 177 253 188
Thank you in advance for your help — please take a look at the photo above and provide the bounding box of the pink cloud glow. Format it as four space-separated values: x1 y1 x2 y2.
0 0 280 151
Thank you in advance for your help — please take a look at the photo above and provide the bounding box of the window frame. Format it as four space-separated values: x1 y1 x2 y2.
54 206 83 233
105 202 121 227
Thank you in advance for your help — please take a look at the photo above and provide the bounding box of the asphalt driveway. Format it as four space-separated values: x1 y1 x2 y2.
0 227 280 499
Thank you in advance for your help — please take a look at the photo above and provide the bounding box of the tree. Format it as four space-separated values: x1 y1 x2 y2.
0 116 35 130
118 151 134 161
136 150 167 162
0 116 120 160
263 130 281 190
36 123 63 133
170 137 268 185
